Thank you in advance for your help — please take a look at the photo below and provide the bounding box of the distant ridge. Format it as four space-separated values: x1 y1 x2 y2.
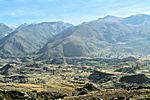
0 14 150 58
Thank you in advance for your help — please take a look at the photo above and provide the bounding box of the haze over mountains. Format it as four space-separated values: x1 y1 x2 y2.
0 23 13 40
0 14 150 58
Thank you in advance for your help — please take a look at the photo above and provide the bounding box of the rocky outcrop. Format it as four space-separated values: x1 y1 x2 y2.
88 71 115 83
0 64 17 75
119 74 150 84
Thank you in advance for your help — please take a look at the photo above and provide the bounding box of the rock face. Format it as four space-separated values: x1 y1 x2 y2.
0 64 17 75
119 74 150 84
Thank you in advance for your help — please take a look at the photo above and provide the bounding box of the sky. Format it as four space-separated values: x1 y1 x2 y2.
0 0 150 26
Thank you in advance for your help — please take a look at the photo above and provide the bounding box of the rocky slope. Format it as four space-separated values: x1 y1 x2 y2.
0 22 72 56
0 23 13 40
39 14 150 58
0 14 150 58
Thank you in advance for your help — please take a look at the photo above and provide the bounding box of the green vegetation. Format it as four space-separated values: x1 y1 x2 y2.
0 57 149 99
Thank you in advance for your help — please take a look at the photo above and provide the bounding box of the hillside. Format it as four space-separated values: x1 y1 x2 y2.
0 22 72 57
0 23 12 40
0 14 150 58
39 14 150 58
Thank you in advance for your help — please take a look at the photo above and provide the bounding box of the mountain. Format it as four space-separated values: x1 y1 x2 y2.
39 14 150 58
0 23 13 40
122 14 150 25
0 14 150 58
0 21 72 57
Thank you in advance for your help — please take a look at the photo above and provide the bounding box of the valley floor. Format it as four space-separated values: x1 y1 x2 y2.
0 57 150 99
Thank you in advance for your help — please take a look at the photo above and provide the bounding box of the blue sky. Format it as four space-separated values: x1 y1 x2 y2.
0 0 150 26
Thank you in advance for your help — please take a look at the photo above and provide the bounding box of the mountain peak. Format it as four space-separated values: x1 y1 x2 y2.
0 21 73 56
98 15 122 23
104 15 118 19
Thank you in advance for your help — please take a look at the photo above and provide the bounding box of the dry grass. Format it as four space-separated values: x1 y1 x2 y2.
0 83 46 92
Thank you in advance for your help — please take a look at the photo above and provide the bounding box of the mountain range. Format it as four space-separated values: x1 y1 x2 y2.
0 22 72 57
0 14 150 58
